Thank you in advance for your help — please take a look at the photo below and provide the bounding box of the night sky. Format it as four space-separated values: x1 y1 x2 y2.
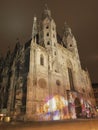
0 0 98 83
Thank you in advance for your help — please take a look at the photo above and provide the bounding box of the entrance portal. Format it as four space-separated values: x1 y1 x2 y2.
74 98 82 118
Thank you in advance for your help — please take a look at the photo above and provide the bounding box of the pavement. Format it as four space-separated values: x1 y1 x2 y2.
0 118 98 130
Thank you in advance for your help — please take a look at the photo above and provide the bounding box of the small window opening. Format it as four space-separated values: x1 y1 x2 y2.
40 55 44 66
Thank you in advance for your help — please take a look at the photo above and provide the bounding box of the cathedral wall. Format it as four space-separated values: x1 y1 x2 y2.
82 70 96 106
50 72 63 96
26 41 96 120
56 44 79 91
56 43 90 94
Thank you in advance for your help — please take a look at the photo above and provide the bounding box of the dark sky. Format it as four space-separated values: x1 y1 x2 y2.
0 0 98 83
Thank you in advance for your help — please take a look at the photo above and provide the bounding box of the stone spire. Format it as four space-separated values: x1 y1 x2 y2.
15 38 20 49
32 16 38 39
63 22 73 37
42 4 52 19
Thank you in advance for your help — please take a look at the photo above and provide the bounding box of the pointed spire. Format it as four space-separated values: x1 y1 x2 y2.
64 22 69 31
42 4 52 19
15 38 21 51
16 38 20 45
32 16 38 39
5 45 11 60
45 3 48 10
63 22 72 37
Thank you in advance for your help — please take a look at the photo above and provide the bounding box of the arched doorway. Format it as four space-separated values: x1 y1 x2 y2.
74 98 82 118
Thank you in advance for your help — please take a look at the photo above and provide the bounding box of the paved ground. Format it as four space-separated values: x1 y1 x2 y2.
0 118 98 130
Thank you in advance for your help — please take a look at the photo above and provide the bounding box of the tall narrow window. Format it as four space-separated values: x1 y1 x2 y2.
56 80 61 94
40 54 44 66
68 68 75 90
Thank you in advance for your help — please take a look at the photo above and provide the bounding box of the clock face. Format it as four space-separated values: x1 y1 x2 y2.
38 78 47 88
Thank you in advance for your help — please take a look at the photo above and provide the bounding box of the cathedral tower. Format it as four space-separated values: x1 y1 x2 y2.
62 22 81 68
0 5 95 121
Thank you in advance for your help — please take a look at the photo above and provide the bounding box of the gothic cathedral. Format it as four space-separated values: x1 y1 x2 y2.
0 6 96 121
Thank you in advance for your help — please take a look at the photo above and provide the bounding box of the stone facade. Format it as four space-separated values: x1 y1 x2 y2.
0 6 96 120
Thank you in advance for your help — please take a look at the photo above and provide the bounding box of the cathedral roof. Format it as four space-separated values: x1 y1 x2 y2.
25 39 32 49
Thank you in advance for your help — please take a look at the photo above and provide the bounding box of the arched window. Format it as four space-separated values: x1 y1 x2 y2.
47 41 50 45
68 68 74 90
47 33 49 36
40 54 44 66
46 26 49 29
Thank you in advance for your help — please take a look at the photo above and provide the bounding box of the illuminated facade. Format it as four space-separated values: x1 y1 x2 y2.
0 6 96 120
